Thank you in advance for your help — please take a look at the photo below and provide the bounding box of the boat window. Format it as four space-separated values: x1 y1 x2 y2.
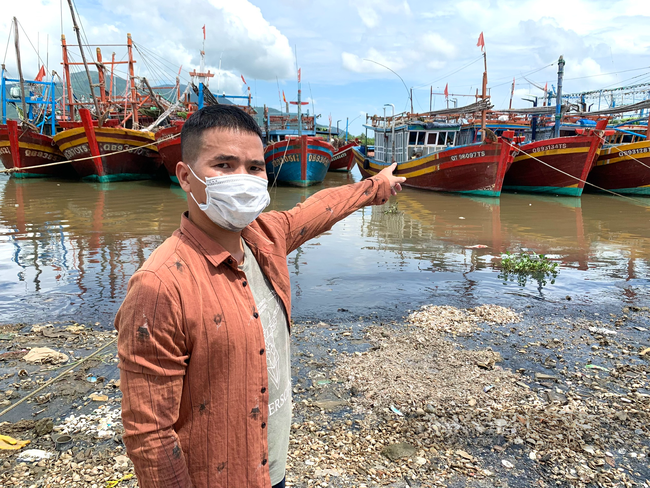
408 131 417 145
427 132 437 145
417 131 426 145
437 132 446 145
446 132 455 145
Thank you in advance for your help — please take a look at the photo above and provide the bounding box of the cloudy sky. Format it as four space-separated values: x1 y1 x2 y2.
2 0 649 134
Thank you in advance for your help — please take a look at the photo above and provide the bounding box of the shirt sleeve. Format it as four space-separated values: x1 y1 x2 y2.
114 269 192 488
260 173 392 254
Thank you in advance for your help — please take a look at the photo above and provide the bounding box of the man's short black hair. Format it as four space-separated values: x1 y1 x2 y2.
180 104 263 164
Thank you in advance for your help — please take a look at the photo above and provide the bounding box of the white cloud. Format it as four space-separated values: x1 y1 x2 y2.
351 0 412 28
1 0 294 84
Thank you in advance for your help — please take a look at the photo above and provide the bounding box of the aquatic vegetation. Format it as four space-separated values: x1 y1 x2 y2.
498 252 559 287
383 203 401 214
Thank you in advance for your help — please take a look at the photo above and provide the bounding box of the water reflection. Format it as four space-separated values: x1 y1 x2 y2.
0 172 649 325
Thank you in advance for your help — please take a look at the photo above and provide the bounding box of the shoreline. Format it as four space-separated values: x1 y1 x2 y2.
0 302 649 487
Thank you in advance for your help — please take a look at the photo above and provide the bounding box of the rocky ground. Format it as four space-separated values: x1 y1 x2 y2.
0 303 649 487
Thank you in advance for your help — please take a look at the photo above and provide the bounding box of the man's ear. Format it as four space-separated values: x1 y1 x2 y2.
177 161 191 192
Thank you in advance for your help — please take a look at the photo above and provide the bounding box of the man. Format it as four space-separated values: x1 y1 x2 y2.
115 105 405 488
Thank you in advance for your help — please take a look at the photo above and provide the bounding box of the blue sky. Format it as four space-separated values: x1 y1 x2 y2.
2 0 650 135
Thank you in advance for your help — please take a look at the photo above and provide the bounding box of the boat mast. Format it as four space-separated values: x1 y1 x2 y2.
480 50 487 140
554 55 565 138
12 18 29 124
127 34 138 127
65 0 102 127
61 35 74 119
297 68 302 138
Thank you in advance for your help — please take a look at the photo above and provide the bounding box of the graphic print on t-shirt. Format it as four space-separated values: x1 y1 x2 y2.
256 290 283 390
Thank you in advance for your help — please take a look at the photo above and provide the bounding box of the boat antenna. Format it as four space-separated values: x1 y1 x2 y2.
65 0 102 126
308 81 315 120
363 58 411 107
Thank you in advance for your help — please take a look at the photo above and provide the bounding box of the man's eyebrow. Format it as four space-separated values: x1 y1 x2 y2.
208 154 239 162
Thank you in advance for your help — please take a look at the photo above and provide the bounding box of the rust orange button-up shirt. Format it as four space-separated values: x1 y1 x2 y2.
115 175 391 488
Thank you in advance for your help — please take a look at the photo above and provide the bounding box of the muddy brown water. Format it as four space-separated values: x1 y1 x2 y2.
0 170 649 326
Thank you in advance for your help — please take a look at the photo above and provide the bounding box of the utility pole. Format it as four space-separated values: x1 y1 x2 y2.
345 117 348 142
554 55 565 138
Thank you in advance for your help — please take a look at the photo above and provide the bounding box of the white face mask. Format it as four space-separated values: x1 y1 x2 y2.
187 165 271 232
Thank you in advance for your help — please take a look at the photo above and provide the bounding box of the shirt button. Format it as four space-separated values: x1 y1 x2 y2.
253 312 259 319
261 387 266 393
260 348 265 355
262 459 267 466
227 258 233 264
261 422 266 429
242 281 248 287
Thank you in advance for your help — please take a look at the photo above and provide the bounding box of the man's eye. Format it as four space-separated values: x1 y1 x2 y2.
250 166 264 172
215 163 230 168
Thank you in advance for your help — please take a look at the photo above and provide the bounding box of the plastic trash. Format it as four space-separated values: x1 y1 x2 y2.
0 435 30 450
16 449 53 462
390 405 404 416
23 347 69 364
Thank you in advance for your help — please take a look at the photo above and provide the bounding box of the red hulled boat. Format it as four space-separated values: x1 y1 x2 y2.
588 138 650 195
0 121 74 178
504 120 608 196
329 140 359 171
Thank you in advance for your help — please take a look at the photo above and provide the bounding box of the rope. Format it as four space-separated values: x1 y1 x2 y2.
0 336 117 419
504 139 649 205
270 139 294 189
0 132 180 175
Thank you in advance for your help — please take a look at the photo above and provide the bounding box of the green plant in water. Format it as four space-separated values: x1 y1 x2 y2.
498 252 559 287
383 203 400 214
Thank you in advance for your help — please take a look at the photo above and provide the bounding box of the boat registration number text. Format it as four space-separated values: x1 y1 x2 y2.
63 144 90 159
531 143 567 153
308 153 330 166
100 143 150 156
272 154 299 167
25 149 59 161
450 151 486 161
618 147 649 158
0 147 10 156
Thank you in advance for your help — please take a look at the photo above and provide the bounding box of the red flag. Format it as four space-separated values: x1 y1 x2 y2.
444 83 448 98
282 90 287 103
241 74 247 85
35 65 46 82
298 68 301 82
202 25 206 40
477 32 485 51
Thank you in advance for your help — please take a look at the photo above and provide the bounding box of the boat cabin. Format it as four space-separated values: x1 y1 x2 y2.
367 122 461 163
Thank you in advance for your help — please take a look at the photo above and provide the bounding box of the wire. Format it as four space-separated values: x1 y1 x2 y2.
412 55 484 89
3 26 12 66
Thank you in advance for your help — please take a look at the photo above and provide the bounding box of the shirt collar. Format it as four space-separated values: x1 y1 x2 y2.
179 212 274 268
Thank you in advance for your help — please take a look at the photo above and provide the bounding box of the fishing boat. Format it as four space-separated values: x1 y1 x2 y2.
352 105 515 196
156 121 184 183
561 97 650 195
0 120 71 178
53 108 160 182
0 18 73 179
329 140 359 171
51 29 163 182
588 132 650 195
503 120 608 196
263 68 333 186
265 135 333 187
